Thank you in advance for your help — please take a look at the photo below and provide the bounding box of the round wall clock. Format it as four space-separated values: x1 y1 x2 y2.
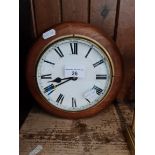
26 22 122 119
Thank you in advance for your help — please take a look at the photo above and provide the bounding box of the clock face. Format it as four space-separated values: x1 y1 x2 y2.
36 37 112 112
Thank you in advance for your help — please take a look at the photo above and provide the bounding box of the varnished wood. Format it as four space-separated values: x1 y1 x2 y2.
30 0 37 38
33 0 61 36
116 0 135 102
90 0 117 37
26 22 122 119
132 112 135 134
114 102 135 155
124 126 135 155
62 0 88 23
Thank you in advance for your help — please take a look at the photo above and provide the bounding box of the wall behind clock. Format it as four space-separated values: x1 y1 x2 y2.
20 0 135 126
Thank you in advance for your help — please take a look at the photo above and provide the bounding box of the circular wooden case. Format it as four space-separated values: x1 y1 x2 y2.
26 22 123 119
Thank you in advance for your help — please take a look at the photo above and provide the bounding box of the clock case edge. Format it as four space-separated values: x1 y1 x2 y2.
26 22 123 119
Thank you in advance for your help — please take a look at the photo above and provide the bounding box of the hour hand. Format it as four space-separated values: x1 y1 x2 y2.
48 77 77 83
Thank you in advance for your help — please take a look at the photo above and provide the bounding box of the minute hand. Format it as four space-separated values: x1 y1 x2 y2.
49 77 72 83
54 77 77 88
48 77 77 83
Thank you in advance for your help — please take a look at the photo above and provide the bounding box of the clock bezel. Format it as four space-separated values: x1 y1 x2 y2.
26 22 122 119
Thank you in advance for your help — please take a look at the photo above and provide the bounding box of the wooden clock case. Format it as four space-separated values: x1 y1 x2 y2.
26 22 123 119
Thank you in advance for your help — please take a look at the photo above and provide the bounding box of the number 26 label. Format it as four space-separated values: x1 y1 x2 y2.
64 65 85 78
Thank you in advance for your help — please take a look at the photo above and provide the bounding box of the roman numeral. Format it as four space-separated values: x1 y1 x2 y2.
70 43 78 54
56 94 64 104
85 98 90 103
54 47 64 57
41 74 52 79
96 74 107 80
93 59 104 68
85 46 93 58
43 59 55 65
72 97 77 108
44 84 55 95
93 85 103 95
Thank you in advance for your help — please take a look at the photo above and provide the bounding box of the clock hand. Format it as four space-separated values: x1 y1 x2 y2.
54 77 78 87
54 78 72 87
48 77 77 83
46 77 78 92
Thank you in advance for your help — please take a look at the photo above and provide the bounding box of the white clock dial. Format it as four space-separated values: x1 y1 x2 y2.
36 37 112 111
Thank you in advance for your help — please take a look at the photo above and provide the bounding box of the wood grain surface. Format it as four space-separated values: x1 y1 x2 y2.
116 0 135 102
32 0 61 36
90 0 117 37
20 104 131 155
62 0 89 23
117 103 134 126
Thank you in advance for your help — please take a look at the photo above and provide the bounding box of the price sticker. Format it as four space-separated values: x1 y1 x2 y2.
29 145 43 155
42 29 56 39
64 65 85 78
84 89 98 103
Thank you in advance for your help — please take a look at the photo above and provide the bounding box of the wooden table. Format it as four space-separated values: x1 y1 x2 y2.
20 103 133 155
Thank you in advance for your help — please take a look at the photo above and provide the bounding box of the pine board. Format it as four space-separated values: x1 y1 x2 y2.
20 104 130 155
32 0 61 37
62 0 89 22
90 0 117 37
117 103 134 126
116 0 135 101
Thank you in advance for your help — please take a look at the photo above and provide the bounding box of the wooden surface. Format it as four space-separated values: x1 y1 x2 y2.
32 0 61 36
90 0 117 37
62 0 88 23
117 103 134 126
114 102 134 128
20 104 132 155
116 0 135 101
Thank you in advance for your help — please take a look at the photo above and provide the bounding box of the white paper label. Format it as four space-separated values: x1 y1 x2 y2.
29 145 43 155
84 89 98 102
42 29 56 39
64 65 85 78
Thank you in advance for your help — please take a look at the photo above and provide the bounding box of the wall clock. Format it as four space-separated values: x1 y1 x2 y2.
26 22 122 119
